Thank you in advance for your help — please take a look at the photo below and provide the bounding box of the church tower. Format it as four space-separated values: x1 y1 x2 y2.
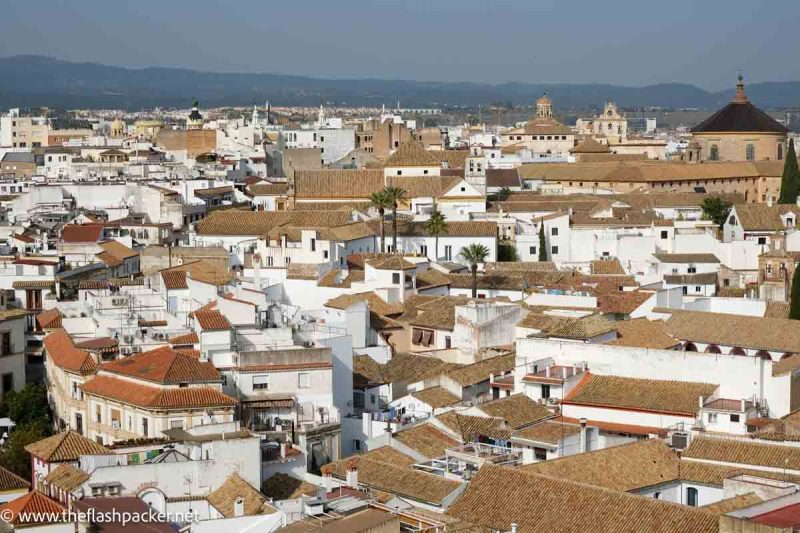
535 93 553 119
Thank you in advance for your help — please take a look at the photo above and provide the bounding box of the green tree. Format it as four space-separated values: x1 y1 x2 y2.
701 196 733 228
498 242 518 262
0 384 51 427
425 208 448 261
459 243 490 298
383 187 407 252
0 422 48 478
779 140 800 205
790 264 800 320
369 190 391 253
538 223 547 262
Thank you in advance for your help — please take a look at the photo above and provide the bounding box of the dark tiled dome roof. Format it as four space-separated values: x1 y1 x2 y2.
691 78 787 134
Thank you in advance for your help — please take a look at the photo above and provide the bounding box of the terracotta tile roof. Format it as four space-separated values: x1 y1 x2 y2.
606 318 680 350
194 309 232 331
485 261 557 273
596 291 653 315
664 309 800 354
25 430 111 462
393 423 459 460
371 219 497 238
436 412 512 441
590 258 626 275
428 149 470 169
554 416 668 438
523 439 679 492
764 301 791 319
683 437 800 471
448 464 718 533
81 375 236 410
324 291 404 317
519 160 781 184
513 420 581 445
207 473 275 518
194 185 234 198
367 256 416 271
0 491 67 525
294 169 385 199
701 492 762 514
562 373 716 416
518 312 616 340
75 337 118 354
446 353 515 387
653 253 720 264
411 386 461 409
415 268 451 290
322 447 462 505
44 329 97 375
12 280 54 289
692 94 788 133
447 272 562 291
384 140 440 167
353 353 462 388
261 473 317 501
570 137 611 154
44 463 88 492
733 203 799 231
161 270 188 289
99 345 220 384
160 260 233 287
61 224 104 243
478 394 551 429
196 210 353 236
0 466 29 492
97 240 138 261
247 182 289 196
485 168 521 188
168 332 199 345
36 308 62 329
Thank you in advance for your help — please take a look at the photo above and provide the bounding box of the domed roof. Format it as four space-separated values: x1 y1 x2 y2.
536 93 552 106
691 76 788 134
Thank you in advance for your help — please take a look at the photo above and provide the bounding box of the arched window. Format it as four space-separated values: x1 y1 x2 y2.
607 123 613 131
704 345 721 354
746 144 755 161
778 144 783 161
755 350 772 361
684 342 698 352
729 347 746 356
709 145 719 161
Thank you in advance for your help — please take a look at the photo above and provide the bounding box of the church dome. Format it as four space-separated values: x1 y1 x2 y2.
536 93 552 106
691 76 788 134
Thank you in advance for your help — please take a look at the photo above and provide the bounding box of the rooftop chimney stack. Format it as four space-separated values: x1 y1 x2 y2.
346 464 359 489
579 418 588 453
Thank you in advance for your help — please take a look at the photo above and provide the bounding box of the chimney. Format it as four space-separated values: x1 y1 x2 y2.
323 472 334 493
346 464 359 489
767 196 774 207
698 395 704 409
280 442 286 459
510 524 518 533
233 497 244 517
579 418 588 453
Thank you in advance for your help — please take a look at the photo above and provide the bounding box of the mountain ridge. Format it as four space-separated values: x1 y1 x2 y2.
0 55 797 110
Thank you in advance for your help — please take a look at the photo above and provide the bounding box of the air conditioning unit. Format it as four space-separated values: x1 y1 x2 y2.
123 335 134 343
304 340 315 347
537 398 546 405
548 397 559 405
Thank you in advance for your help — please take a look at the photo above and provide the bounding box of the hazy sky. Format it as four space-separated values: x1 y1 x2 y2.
1 0 797 90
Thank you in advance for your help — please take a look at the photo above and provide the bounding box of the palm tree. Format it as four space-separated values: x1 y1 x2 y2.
369 190 391 253
459 243 489 298
383 186 407 253
425 208 448 261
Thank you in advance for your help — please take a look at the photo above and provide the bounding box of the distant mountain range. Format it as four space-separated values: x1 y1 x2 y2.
0 55 798 111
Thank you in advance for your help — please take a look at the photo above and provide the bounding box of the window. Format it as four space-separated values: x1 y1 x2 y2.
709 145 719 161
541 384 551 399
551 245 558 255
1 373 12 396
396 170 402 176
728 215 736 225
529 246 536 255
253 375 269 390
682 287 688 295
730 414 740 423
746 144 755 161
654 492 661 500
95 404 102 423
534 447 547 460
686 487 698 507
310 238 316 252
695 285 701 293
445 336 451 349
298 372 311 388
444 245 452 261
353 439 361 452
392 273 401 284
0 332 10 356
419 244 427 257
142 418 149 437
170 420 184 429
758 237 767 245
551 227 558 236
323 250 329 259
660 230 668 239
687 265 697 274
707 412 718 424
778 144 784 161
